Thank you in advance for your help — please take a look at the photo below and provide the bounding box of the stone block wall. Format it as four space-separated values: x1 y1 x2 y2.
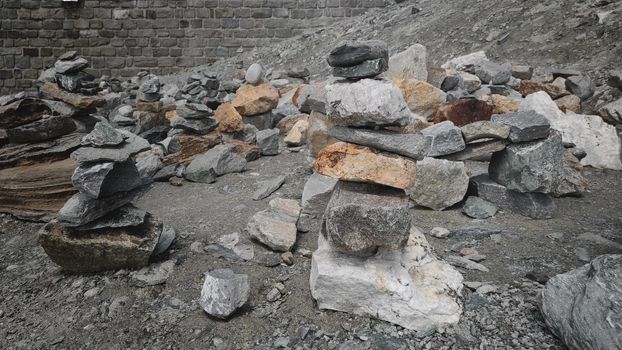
0 0 391 94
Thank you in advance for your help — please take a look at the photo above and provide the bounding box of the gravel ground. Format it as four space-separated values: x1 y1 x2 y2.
1 146 620 349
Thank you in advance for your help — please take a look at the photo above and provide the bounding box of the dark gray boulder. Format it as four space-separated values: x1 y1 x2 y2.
255 128 280 156
327 40 388 68
491 111 550 143
421 121 465 157
71 130 150 163
81 121 125 147
72 160 142 199
185 144 247 183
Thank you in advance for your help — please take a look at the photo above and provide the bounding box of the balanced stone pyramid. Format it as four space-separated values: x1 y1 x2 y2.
309 41 464 331
39 120 175 272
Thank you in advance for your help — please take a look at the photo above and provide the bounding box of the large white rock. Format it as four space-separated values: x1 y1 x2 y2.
310 226 463 331
200 268 249 319
519 91 622 170
325 79 412 127
385 44 428 81
407 157 469 210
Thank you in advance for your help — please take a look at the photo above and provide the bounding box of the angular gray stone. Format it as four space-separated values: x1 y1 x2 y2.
462 196 497 219
421 121 466 157
72 160 142 199
175 103 213 119
407 157 469 211
474 61 511 85
57 186 147 227
74 204 147 231
327 40 388 68
470 174 557 219
323 181 410 257
511 65 533 80
332 58 388 79
131 259 176 287
489 131 587 196
598 98 622 125
252 175 286 200
152 225 176 256
329 126 431 160
136 153 163 179
565 75 595 101
540 254 622 350
81 121 125 147
71 130 150 163
185 144 247 183
246 198 301 252
461 121 510 143
54 57 88 74
255 128 280 156
55 71 94 92
245 63 264 84
301 173 338 216
6 115 76 143
446 255 489 272
491 111 550 143
325 79 411 127
200 268 250 319
170 116 218 135
110 105 135 126
310 227 463 331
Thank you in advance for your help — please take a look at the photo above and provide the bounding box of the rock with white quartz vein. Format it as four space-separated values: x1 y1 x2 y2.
310 226 463 331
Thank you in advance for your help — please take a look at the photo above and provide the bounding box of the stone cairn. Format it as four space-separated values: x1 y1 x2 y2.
39 118 175 273
309 41 464 331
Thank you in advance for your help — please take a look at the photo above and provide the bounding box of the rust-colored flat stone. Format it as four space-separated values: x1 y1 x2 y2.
0 98 51 129
40 82 105 109
432 99 492 127
163 132 222 166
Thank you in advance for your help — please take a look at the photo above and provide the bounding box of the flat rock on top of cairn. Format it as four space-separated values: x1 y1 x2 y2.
329 126 431 160
327 40 388 67
323 181 411 257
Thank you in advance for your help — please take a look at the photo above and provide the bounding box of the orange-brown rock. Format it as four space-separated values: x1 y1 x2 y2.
0 98 51 129
40 82 105 109
136 100 163 113
163 132 222 165
276 113 309 134
284 119 309 146
394 78 447 118
555 94 581 113
314 142 417 189
432 99 493 126
213 103 244 133
232 83 279 116
165 110 178 121
307 112 338 157
518 80 569 99
0 158 78 221
227 139 261 161
482 94 519 114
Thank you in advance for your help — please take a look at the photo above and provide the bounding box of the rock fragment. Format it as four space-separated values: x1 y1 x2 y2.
200 269 250 319
421 121 465 157
247 198 301 252
407 157 469 210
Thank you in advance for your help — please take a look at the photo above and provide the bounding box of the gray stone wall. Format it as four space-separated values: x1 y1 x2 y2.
0 0 391 94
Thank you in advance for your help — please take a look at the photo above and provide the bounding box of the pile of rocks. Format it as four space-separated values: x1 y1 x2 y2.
309 41 464 331
39 120 175 272
52 51 100 96
180 71 226 107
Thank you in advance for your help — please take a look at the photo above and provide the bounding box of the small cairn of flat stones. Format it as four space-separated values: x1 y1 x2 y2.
39 120 175 272
53 51 100 95
309 41 464 331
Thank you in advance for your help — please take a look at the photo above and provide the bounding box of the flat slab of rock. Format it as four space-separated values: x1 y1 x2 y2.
0 98 51 129
163 132 221 166
170 116 218 135
325 79 411 127
74 204 147 231
200 268 250 319
57 186 147 227
540 254 622 350
71 130 150 163
489 131 587 196
310 227 463 331
329 126 431 160
131 259 176 287
491 111 550 142
327 40 388 67
442 139 508 161
231 83 279 117
323 181 410 256
40 82 105 109
252 175 286 200
185 144 247 183
461 121 510 142
54 57 88 74
446 255 489 272
432 99 493 127
81 121 125 147
246 198 301 252
470 174 557 219
6 115 76 144
421 121 465 157
314 142 417 190
407 157 469 211
332 58 388 79
39 214 162 272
